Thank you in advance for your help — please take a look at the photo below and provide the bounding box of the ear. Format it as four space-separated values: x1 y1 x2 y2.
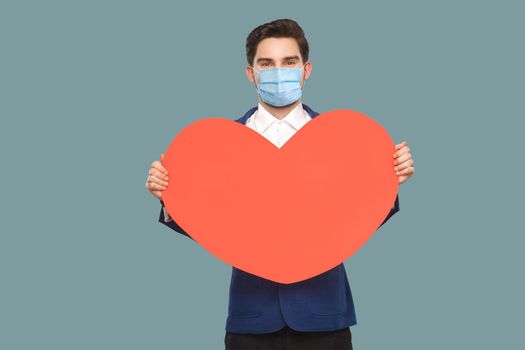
303 61 313 81
246 64 255 83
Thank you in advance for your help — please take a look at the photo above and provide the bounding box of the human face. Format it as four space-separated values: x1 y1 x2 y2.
246 37 312 93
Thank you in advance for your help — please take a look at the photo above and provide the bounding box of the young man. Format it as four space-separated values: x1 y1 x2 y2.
146 19 414 350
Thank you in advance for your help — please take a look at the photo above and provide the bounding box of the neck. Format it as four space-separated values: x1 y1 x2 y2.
259 99 301 120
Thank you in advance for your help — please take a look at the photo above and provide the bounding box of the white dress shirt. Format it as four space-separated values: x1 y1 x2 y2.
245 102 312 148
162 102 312 222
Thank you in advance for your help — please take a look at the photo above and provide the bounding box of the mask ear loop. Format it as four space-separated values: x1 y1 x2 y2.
299 63 307 90
251 66 260 93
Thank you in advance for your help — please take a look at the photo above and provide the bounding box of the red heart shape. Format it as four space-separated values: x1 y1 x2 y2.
162 110 398 284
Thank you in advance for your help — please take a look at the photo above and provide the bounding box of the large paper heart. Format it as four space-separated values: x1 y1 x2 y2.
162 110 398 284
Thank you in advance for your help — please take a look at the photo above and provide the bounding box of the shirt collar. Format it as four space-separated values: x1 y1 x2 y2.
253 102 311 133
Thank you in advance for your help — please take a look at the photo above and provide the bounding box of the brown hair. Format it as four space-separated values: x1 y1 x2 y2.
246 19 310 66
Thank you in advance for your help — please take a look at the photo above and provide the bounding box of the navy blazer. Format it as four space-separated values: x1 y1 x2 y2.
158 104 400 333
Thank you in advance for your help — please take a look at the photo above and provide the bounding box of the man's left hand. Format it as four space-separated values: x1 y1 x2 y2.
393 141 414 185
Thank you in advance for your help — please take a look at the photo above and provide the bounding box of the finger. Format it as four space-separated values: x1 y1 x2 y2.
393 146 411 159
394 152 412 165
146 181 162 199
146 173 166 186
147 181 167 191
151 160 168 175
151 160 167 174
393 146 410 158
396 167 414 176
149 167 169 181
394 159 414 171
147 171 168 185
145 180 164 195
395 141 407 150
147 173 168 187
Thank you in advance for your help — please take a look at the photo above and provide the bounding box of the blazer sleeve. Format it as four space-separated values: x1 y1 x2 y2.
158 201 194 240
378 194 400 229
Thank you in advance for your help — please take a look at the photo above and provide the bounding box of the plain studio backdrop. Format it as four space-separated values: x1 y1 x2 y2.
1 1 523 349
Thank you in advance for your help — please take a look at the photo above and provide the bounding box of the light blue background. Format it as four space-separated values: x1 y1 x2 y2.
1 1 523 349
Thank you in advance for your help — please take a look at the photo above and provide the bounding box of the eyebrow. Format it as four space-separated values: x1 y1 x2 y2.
256 55 301 64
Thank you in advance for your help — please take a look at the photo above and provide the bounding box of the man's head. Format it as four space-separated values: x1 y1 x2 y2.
245 19 312 108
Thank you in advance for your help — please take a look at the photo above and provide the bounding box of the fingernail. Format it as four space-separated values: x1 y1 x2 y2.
394 166 398 171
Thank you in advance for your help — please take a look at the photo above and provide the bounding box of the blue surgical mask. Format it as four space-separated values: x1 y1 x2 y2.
252 65 305 107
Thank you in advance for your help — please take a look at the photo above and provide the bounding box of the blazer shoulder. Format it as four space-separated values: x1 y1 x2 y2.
236 106 258 124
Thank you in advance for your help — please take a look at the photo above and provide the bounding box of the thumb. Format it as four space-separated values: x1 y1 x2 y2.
160 153 165 161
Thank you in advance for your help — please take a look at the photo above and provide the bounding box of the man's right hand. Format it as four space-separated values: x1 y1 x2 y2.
145 153 169 201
